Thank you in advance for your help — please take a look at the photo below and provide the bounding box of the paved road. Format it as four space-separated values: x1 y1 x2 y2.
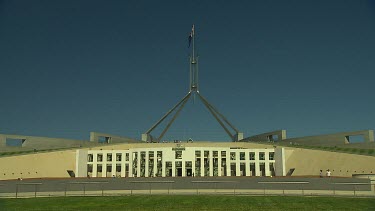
0 177 372 194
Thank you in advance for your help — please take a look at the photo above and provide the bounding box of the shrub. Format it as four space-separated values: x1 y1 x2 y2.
368 149 374 155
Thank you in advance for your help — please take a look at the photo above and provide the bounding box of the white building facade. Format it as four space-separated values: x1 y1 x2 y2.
76 145 286 178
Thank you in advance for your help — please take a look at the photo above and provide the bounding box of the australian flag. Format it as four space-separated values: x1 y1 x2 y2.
188 25 194 48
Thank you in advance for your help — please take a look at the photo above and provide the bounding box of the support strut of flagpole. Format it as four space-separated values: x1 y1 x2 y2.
142 25 243 142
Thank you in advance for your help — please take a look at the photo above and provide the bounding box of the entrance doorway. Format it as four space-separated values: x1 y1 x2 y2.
176 168 182 176
186 168 192 176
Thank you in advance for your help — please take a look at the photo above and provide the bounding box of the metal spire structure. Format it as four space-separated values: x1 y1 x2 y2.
142 25 243 142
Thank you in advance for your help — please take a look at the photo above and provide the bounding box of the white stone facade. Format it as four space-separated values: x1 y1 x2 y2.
81 146 281 178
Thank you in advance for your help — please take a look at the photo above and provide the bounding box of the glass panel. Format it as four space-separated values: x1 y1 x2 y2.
249 152 255 160
240 152 245 160
259 152 265 160
97 164 102 172
87 164 93 172
269 152 275 160
116 164 121 172
107 153 112 162
230 152 236 160
195 151 201 157
97 154 103 162
116 153 122 161
88 154 93 162
175 151 182 159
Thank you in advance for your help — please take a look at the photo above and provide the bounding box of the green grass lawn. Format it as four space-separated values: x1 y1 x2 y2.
1 195 375 211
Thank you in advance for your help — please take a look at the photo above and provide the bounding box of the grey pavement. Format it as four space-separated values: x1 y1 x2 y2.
0 176 374 198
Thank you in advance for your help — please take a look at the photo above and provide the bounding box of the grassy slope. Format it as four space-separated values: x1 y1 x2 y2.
1 195 375 211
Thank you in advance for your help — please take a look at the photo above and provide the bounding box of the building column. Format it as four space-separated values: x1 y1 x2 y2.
182 160 186 177
209 151 213 176
102 160 107 177
137 152 141 177
162 160 166 177
226 151 231 176
172 161 176 177
192 156 196 177
255 161 260 176
236 152 240 176
145 152 149 177
121 152 126 177
245 151 250 177
111 153 116 177
129 151 133 177
218 152 222 176
153 151 157 177
92 153 97 178
201 150 205 177
265 161 270 176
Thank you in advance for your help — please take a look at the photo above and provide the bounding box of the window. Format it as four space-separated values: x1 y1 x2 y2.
259 152 265 160
87 164 93 173
97 154 103 162
204 151 209 158
175 151 182 159
213 151 218 158
269 152 275 160
157 151 162 161
87 154 93 162
97 164 102 172
249 152 255 160
195 151 201 157
125 153 129 161
230 152 236 160
107 153 112 162
240 152 245 160
116 153 122 161
221 151 226 157
106 164 112 172
141 152 146 160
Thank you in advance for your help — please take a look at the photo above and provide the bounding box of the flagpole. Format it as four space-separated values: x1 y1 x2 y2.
192 25 195 64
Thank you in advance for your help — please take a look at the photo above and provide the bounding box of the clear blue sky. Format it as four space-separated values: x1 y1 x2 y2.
0 0 374 141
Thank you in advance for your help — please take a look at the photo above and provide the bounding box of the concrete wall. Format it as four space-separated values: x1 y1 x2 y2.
90 132 141 144
0 132 141 152
85 146 277 178
285 147 375 177
1 140 374 180
76 150 88 177
0 133 94 152
0 142 275 180
0 150 77 180
242 130 287 142
86 141 276 151
281 130 374 146
274 147 286 176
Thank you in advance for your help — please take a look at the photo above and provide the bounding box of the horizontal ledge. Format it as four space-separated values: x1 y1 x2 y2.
258 182 309 184
128 181 175 183
191 181 238 183
17 183 43 185
331 183 370 185
67 182 109 184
